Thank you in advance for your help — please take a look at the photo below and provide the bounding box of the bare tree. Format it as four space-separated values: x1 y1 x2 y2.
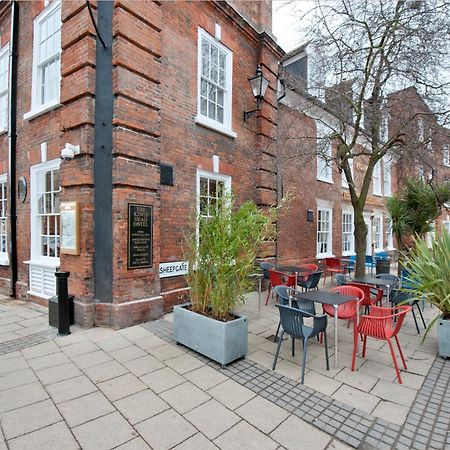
279 0 450 276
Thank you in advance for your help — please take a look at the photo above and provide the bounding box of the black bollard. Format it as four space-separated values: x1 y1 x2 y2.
55 271 71 336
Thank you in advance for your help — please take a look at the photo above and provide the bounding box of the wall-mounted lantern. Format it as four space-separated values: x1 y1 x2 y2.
243 65 269 121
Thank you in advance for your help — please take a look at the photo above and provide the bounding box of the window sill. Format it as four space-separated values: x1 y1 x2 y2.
0 128 8 136
24 259 60 269
317 177 334 185
23 99 61 121
0 256 9 266
316 253 335 259
341 252 355 257
373 192 383 197
27 290 53 300
195 115 237 139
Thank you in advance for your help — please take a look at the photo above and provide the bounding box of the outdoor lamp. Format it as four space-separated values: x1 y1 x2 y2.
244 65 269 121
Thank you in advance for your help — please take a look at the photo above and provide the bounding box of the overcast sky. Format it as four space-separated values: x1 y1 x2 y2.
272 1 315 52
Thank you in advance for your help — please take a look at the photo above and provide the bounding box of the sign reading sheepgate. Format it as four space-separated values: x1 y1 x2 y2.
128 204 153 269
159 261 189 278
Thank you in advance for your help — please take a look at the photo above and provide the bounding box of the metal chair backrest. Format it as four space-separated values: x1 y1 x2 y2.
276 304 327 339
273 285 315 315
334 273 349 286
260 262 275 280
327 285 364 319
390 288 415 305
304 271 323 289
325 257 340 270
299 263 319 272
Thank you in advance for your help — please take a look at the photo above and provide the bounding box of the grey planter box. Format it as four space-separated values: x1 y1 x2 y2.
173 305 248 366
438 316 450 358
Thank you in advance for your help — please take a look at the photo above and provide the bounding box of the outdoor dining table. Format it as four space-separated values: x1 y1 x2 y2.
295 289 358 368
351 276 398 305
276 266 313 288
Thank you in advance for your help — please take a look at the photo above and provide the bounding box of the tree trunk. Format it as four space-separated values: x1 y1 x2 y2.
354 209 367 278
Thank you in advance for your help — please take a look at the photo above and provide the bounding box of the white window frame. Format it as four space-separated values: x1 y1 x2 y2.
24 0 61 121
0 45 9 132
316 207 333 258
316 122 333 184
341 159 353 188
373 160 382 196
0 174 8 265
383 155 392 197
29 158 61 266
195 28 235 138
443 145 450 167
373 213 383 252
196 169 231 243
342 210 355 256
386 215 394 250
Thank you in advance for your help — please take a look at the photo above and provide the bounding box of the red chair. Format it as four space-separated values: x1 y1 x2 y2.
348 282 383 313
297 264 319 286
265 269 296 305
323 258 346 285
321 286 364 371
355 305 412 384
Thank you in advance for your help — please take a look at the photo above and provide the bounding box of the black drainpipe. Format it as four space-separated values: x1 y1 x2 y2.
93 1 113 301
8 0 19 298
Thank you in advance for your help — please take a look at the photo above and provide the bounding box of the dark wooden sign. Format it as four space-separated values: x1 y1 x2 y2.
128 204 153 269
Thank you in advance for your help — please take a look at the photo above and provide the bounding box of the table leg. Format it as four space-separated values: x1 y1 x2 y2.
386 285 390 307
258 277 262 319
334 304 338 368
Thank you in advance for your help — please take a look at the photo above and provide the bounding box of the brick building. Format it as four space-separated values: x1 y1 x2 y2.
0 0 282 328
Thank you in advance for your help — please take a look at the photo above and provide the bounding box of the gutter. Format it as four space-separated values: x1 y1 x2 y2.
8 0 18 297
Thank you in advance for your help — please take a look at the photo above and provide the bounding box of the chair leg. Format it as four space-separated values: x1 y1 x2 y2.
394 335 408 370
272 331 284 370
417 303 427 329
292 337 295 357
265 284 272 305
274 321 281 342
387 338 403 384
362 335 367 358
411 306 420 334
351 320 358 371
323 331 329 370
300 337 308 384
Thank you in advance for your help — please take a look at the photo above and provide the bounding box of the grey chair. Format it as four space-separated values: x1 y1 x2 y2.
334 273 350 286
273 304 329 384
375 273 400 299
260 262 275 281
297 271 323 291
391 289 426 334
273 285 316 343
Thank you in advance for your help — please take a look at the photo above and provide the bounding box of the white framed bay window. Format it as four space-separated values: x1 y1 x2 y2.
317 206 333 258
373 213 383 252
26 159 61 298
342 210 354 255
24 0 61 120
196 28 235 138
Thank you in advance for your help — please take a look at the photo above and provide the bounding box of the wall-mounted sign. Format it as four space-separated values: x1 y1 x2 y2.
18 176 27 203
128 204 153 269
61 201 80 255
159 261 189 278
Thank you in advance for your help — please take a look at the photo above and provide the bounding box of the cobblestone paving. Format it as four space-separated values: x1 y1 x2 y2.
142 319 450 450
0 329 56 356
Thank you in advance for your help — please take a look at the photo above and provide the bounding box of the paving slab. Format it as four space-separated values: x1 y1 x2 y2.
114 389 170 425
270 415 331 450
96 335 133 352
115 437 152 450
0 399 62 439
61 340 99 357
371 400 410 425
7 421 79 450
0 367 37 392
0 355 29 375
0 381 48 413
110 345 148 363
214 420 279 450
70 349 113 369
332 384 380 414
122 354 165 377
207 379 256 410
165 352 205 374
58 390 116 427
20 340 60 359
173 432 219 450
370 380 417 407
183 365 228 390
334 367 379 392
160 381 211 414
136 409 196 450
27 352 71 371
235 395 289 433
46 374 97 404
97 373 147 401
35 362 82 385
140 366 185 393
184 399 240 439
72 411 137 450
83 360 129 384
147 342 186 360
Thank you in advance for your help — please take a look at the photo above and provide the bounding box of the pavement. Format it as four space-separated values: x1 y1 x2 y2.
0 283 448 450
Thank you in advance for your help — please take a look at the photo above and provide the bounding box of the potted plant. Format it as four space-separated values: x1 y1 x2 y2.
403 230 450 358
173 196 275 366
